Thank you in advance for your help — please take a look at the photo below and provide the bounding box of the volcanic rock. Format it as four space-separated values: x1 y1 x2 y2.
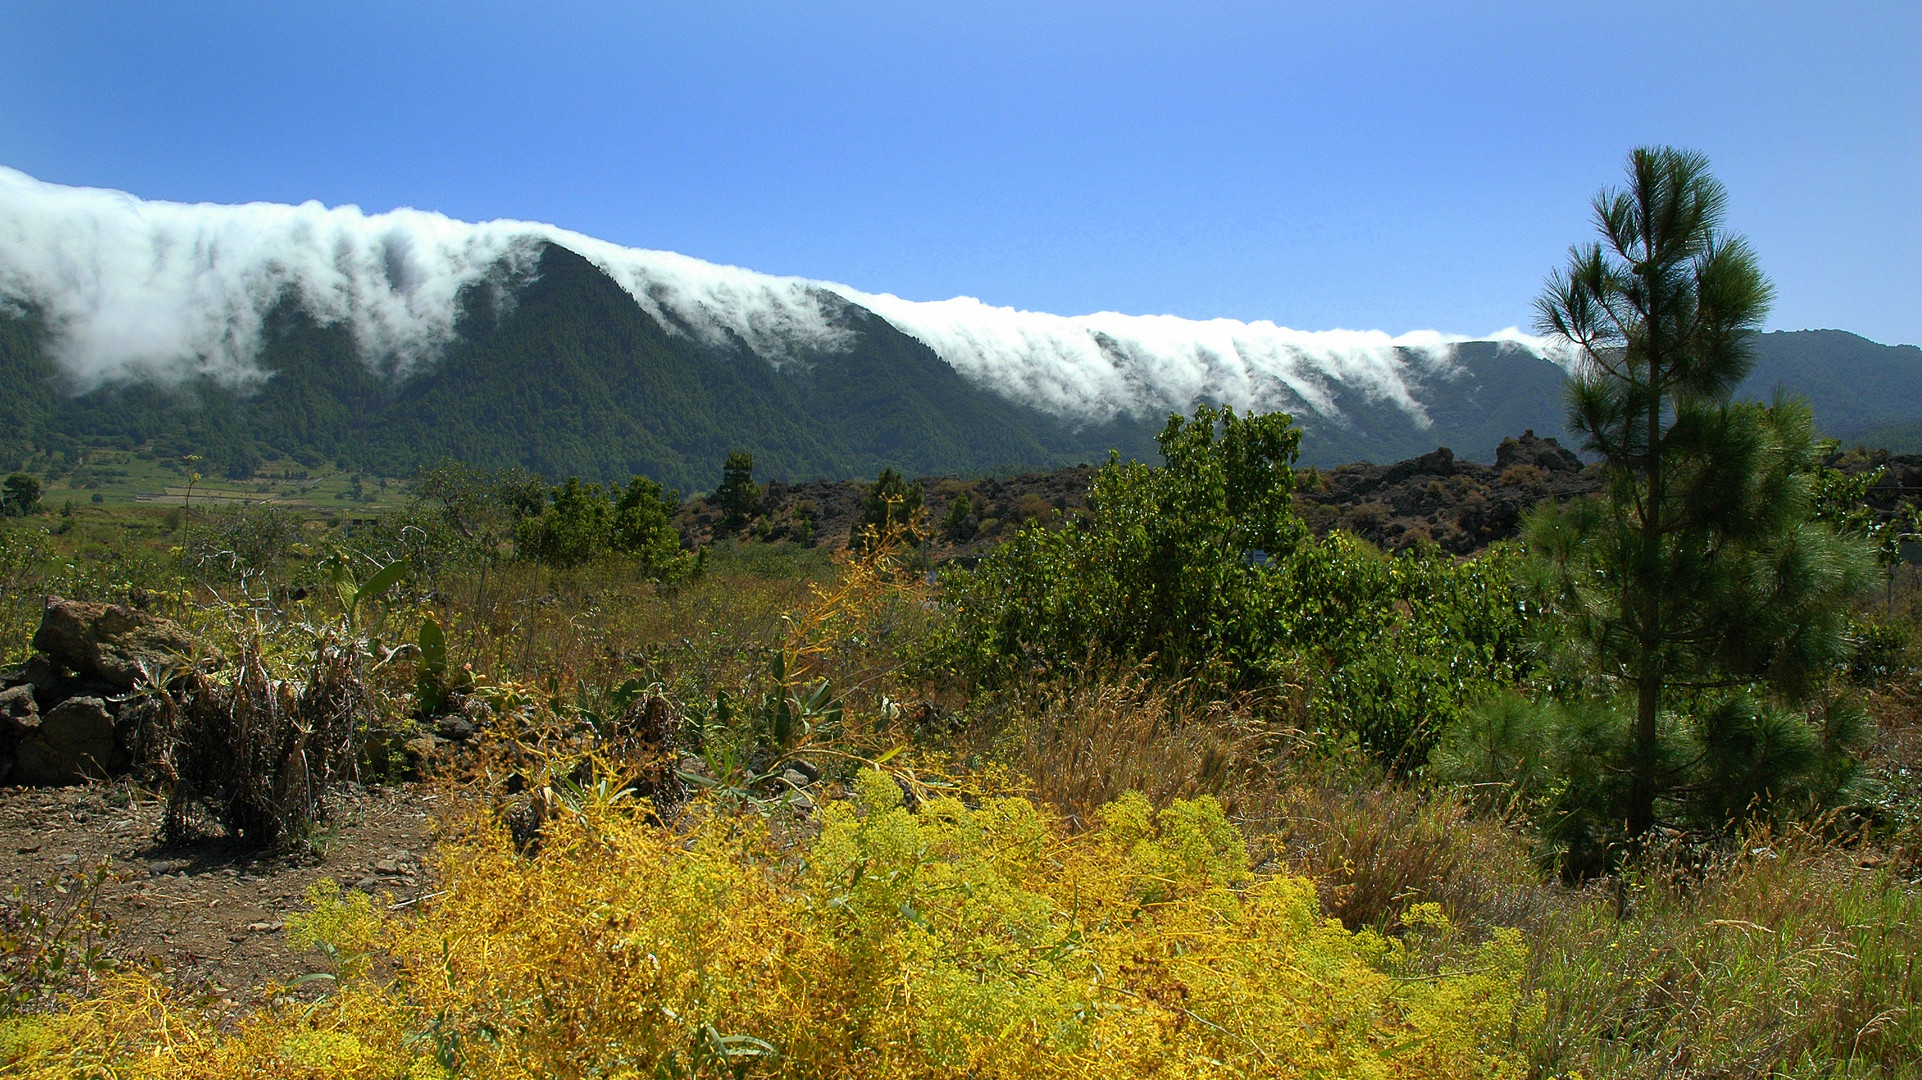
12 696 120 785
31 596 207 690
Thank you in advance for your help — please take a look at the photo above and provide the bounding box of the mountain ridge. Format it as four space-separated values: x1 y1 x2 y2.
4 245 1918 491
3 166 1918 489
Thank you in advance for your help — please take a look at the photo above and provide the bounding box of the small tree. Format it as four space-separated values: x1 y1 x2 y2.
714 452 760 531
1522 147 1870 846
941 491 975 539
849 469 926 551
612 475 696 579
3 472 42 517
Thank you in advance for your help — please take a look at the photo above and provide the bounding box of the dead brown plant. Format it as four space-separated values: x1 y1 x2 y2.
133 630 372 846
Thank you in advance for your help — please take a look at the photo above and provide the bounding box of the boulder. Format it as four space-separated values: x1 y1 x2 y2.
0 684 38 784
31 596 206 690
12 695 119 785
0 683 36 734
1 656 54 693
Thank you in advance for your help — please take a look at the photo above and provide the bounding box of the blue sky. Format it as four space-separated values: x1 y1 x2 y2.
3 1 1917 345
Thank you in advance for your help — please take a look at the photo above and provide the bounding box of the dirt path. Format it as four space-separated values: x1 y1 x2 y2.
2 780 443 1015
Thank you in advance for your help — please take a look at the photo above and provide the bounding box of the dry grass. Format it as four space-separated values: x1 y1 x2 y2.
1523 826 1922 1079
1268 770 1551 937
964 671 1305 831
969 671 1548 940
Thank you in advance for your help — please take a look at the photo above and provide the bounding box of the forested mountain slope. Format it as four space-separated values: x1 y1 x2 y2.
4 244 1916 488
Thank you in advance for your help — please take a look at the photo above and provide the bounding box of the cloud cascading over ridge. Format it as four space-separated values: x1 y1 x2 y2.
0 166 1560 428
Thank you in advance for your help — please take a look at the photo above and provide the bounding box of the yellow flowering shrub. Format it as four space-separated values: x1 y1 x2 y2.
5 777 1528 1079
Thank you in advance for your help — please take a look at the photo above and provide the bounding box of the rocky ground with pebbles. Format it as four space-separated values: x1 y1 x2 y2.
2 778 442 1017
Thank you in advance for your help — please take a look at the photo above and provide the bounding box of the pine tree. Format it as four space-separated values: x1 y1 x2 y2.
714 452 760 531
1525 147 1871 844
849 468 926 551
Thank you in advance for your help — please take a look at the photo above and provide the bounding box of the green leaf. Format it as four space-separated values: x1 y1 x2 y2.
418 617 446 675
355 558 411 615
331 559 357 614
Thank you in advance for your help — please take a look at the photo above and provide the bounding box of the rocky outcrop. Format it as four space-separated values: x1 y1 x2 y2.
1295 431 1601 554
0 684 38 784
1495 429 1584 474
32 596 206 690
1 597 211 786
677 434 1602 561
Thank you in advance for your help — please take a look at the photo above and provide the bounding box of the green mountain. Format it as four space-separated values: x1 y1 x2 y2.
1300 340 1573 465
4 246 1917 489
1734 329 1922 444
1 244 1162 491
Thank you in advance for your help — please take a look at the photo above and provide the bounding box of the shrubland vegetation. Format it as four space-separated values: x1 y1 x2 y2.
2 148 1920 1076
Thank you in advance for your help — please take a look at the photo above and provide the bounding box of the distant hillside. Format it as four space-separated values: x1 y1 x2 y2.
0 236 1585 488
1736 330 1922 441
7 268 1919 491
0 166 1591 485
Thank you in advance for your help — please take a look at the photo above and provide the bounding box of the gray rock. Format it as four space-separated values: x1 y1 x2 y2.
0 684 37 735
12 696 119 784
32 596 208 690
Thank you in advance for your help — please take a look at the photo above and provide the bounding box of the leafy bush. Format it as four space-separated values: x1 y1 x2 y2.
927 408 1535 765
516 475 697 578
927 405 1304 687
1273 537 1534 767
0 864 122 1019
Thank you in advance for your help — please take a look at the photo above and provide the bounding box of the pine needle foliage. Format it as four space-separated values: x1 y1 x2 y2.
1524 146 1872 842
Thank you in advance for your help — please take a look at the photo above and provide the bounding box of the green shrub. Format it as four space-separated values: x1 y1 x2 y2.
516 475 696 578
926 405 1304 686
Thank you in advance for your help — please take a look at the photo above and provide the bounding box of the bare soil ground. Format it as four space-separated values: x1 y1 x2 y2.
2 780 441 1016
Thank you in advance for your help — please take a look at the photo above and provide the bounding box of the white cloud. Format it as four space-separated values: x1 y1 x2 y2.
0 166 1563 426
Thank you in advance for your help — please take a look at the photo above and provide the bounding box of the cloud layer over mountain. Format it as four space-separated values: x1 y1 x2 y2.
0 167 1559 429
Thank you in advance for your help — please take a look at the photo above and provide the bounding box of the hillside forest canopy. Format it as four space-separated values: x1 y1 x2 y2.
2 147 1920 1079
